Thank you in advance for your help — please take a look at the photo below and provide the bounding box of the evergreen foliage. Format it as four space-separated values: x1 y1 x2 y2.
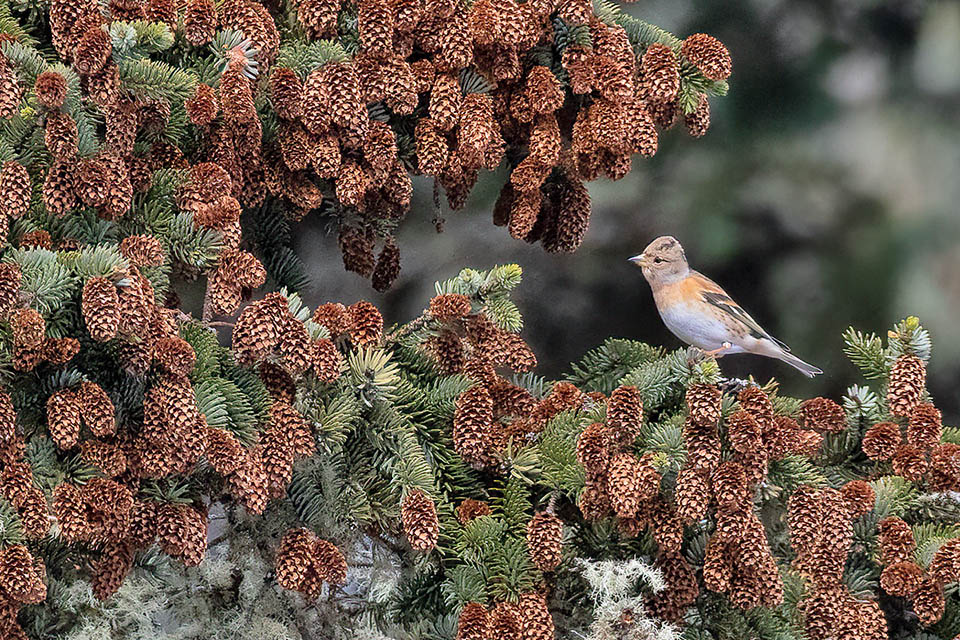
0 248 956 638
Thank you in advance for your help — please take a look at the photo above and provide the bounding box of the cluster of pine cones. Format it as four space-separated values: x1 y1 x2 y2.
0 0 730 291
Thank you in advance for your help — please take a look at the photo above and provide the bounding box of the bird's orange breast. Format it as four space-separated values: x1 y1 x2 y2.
652 274 708 311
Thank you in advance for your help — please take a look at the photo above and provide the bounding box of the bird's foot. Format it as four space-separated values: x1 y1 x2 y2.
701 342 733 357
718 377 756 395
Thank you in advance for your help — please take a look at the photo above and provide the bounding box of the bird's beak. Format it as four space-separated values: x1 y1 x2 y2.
628 254 649 268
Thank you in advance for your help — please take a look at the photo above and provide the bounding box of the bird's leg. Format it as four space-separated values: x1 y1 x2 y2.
702 342 733 357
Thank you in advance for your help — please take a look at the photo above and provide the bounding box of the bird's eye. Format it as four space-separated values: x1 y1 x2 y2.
653 257 664 264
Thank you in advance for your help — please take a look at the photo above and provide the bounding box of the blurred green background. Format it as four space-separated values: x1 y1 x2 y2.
293 0 960 421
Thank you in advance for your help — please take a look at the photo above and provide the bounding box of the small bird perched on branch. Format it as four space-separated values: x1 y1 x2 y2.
630 236 822 377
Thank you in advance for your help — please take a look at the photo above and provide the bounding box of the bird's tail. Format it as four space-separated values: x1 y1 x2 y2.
776 350 823 378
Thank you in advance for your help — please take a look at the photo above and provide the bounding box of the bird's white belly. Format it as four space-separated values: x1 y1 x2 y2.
658 304 746 353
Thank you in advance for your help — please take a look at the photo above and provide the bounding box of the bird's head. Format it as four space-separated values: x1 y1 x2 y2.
629 236 690 286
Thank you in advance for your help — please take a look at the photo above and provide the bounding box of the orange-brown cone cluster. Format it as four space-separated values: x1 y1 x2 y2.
424 292 552 470
858 361 955 491
275 528 347 597
875 515 947 626
788 484 891 638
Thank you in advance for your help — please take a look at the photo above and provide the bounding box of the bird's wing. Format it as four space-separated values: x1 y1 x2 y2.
690 271 791 352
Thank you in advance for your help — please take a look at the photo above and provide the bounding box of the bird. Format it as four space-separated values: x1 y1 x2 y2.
629 236 822 377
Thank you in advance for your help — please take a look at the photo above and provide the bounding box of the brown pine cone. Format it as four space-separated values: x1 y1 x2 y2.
681 33 733 81
684 428 721 475
453 385 494 468
456 498 491 525
891 444 928 483
17 488 50 539
312 302 350 337
738 385 774 428
839 480 875 518
928 538 960 585
275 528 316 592
702 534 733 593
429 293 472 322
879 561 923 597
526 511 563 572
232 296 281 366
800 397 847 433
0 56 20 119
711 461 750 513
0 460 32 507
309 338 342 383
517 591 554 640
0 545 45 603
906 402 942 451
415 118 448 176
74 26 112 75
0 262 22 318
928 443 960 492
674 466 710 524
794 428 826 458
45 110 78 160
185 82 218 125
313 538 347 585
877 516 916 565
80 439 127 477
401 489 439 552
86 61 121 108
51 483 90 543
640 43 680 103
910 576 945 626
269 67 304 120
81 277 121 342
203 427 244 475
456 603 490 640
429 72 462 131
34 71 67 109
606 385 643 451
10 307 45 348
156 503 207 566
427 330 465 375
888 354 925 417
607 452 643 518
184 0 217 45
347 300 383 346
260 424 295 498
861 421 902 461
47 388 82 449
726 409 761 452
648 501 683 553
91 541 134 600
370 236 402 292
219 61 256 123
575 422 610 481
645 550 699 622
686 383 721 427
227 447 269 514
41 336 79 365
684 92 710 138
489 601 521 640
855 598 889 640
151 336 195 377
119 235 164 267
577 481 610 521
0 161 31 220
127 500 158 549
